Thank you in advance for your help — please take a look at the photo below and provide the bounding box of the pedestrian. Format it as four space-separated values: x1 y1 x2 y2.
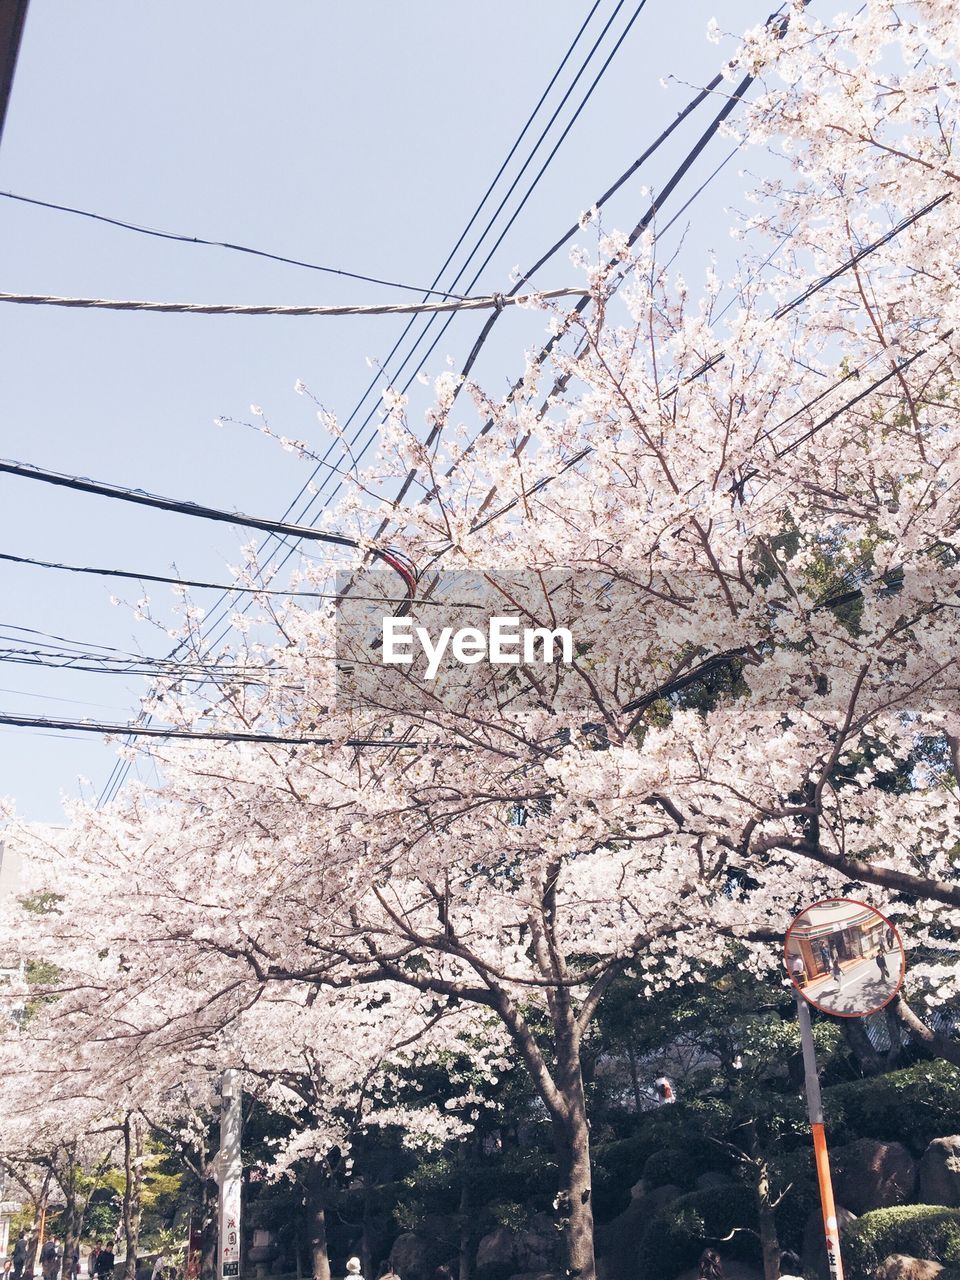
698 1250 724 1280
779 1251 803 1280
433 1268 454 1280
831 950 843 983
877 949 890 980
12 1233 26 1280
95 1242 114 1280
344 1259 364 1280
88 1246 100 1280
789 954 806 985
68 1247 80 1280
377 1264 401 1280
40 1238 60 1280
654 1076 675 1103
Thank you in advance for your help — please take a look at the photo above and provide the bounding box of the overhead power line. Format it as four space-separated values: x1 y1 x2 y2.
0 189 470 300
435 190 954 552
96 1 630 803
0 550 334 597
0 456 418 598
0 711 422 748
198 0 655 634
0 549 468 606
0 283 582 319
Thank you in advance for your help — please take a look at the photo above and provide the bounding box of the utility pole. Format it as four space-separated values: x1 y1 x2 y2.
0 0 29 150
218 1070 242 1280
796 992 844 1280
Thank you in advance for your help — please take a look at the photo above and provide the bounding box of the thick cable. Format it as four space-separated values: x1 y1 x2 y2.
0 284 580 319
0 457 417 597
0 711 421 748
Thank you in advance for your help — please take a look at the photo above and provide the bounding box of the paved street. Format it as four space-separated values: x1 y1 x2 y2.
805 949 902 1014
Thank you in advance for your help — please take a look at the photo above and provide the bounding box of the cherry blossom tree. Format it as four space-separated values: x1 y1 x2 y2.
7 6 960 1280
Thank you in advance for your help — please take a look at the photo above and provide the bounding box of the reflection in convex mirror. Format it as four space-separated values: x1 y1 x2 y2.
785 899 906 1018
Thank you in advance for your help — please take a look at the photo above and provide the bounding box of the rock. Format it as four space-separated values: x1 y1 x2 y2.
920 1138 960 1207
476 1215 558 1279
695 1171 735 1192
876 1255 945 1280
595 1186 681 1280
832 1139 917 1213
802 1205 858 1280
390 1233 433 1280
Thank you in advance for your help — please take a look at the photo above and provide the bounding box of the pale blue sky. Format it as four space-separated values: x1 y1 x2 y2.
0 0 773 819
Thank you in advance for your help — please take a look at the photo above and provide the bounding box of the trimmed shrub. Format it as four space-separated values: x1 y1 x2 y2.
824 1064 960 1156
642 1147 702 1191
843 1206 960 1280
595 1134 662 1187
636 1184 760 1280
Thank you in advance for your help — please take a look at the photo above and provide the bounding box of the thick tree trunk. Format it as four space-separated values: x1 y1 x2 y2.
551 1062 595 1280
59 1149 81 1280
747 1121 780 1280
755 1160 781 1280
360 1183 373 1280
893 995 960 1067
884 1005 903 1069
842 1017 882 1075
304 1168 331 1280
122 1115 145 1280
626 1044 643 1112
458 1167 471 1280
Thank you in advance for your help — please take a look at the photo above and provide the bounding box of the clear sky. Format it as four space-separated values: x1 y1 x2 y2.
0 0 774 820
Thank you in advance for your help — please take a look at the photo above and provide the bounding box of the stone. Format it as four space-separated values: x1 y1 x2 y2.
920 1138 960 1207
831 1139 917 1213
476 1215 557 1279
389 1233 433 1280
801 1205 858 1280
876 1255 945 1280
595 1186 681 1280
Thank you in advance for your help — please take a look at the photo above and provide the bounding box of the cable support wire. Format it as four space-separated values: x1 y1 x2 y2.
0 190 470 300
0 457 418 598
0 284 583 319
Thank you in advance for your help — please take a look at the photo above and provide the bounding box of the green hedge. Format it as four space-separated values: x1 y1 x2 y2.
593 1135 664 1221
823 1062 960 1156
636 1184 760 1280
642 1148 703 1191
843 1206 960 1280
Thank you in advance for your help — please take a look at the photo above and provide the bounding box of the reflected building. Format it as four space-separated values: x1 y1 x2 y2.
787 900 889 984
